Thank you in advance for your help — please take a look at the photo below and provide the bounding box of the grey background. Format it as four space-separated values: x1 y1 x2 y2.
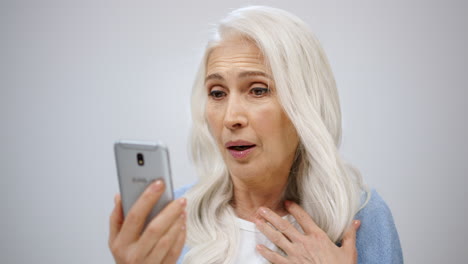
1 0 466 263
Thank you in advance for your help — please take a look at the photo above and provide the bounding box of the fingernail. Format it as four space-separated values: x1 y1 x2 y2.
259 207 268 215
179 197 187 206
114 194 119 205
256 244 264 252
353 220 361 227
151 180 163 192
180 212 186 219
181 224 186 230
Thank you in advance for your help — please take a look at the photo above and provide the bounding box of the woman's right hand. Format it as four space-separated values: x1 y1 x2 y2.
109 180 186 264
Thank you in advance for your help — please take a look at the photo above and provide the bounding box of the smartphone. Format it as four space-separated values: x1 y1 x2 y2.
114 140 174 229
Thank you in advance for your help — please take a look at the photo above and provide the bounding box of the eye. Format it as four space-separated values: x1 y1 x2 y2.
209 89 227 99
250 87 270 97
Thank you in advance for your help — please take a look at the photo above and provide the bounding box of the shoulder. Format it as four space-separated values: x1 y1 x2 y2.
174 183 194 199
355 189 404 264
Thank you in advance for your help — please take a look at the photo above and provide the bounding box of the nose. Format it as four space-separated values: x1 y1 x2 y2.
223 95 248 130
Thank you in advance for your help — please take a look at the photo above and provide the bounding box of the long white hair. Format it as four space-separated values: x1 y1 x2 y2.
183 6 369 264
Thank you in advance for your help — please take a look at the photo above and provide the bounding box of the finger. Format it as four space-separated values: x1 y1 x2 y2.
150 212 187 264
162 221 187 264
109 193 123 245
341 220 360 252
119 180 166 244
256 207 302 242
143 213 185 264
285 200 322 235
137 198 187 258
256 244 288 264
255 216 293 254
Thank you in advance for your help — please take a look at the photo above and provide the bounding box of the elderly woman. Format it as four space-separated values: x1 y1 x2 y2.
109 6 403 264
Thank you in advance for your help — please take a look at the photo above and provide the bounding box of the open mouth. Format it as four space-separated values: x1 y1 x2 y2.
227 145 256 151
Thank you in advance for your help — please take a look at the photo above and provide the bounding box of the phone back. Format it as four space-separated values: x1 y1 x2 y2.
114 140 174 227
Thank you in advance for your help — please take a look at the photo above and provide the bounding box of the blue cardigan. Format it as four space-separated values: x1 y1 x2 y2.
174 186 403 263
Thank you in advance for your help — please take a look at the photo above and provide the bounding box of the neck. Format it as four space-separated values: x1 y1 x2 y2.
230 175 288 222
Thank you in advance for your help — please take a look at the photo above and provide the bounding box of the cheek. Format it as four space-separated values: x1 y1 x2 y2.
205 105 223 138
280 113 299 148
253 106 285 142
254 106 298 151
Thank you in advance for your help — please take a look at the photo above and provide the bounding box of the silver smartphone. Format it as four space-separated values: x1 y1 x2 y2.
114 140 174 228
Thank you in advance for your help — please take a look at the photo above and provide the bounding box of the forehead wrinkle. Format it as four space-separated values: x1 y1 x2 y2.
207 53 264 66
205 40 272 81
206 56 270 76
206 42 264 66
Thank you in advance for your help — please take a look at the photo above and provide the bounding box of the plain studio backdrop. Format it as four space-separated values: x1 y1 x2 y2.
1 0 466 263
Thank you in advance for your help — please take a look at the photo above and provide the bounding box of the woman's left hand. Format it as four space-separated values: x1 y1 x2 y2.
255 201 361 264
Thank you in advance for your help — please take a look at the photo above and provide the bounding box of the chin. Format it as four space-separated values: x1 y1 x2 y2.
227 163 264 180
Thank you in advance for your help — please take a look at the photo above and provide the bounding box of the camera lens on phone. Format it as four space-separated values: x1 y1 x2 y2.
137 153 144 166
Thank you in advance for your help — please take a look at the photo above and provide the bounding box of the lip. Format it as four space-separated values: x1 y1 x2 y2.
225 140 256 148
225 140 256 159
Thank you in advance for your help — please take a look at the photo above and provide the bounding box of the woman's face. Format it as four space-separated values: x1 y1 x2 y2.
204 37 299 185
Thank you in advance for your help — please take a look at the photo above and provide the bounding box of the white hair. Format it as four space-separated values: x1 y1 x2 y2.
183 6 369 264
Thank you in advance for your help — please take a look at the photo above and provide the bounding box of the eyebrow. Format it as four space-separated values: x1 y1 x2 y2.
204 71 272 83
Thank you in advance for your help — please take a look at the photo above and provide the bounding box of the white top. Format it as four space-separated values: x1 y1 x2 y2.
233 215 303 264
